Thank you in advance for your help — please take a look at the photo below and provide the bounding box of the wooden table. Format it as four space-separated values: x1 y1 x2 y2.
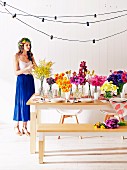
27 94 113 154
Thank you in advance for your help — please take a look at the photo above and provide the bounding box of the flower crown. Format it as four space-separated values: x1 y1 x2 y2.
18 38 31 47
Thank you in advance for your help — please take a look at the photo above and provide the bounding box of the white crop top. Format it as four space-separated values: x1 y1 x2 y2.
19 60 32 75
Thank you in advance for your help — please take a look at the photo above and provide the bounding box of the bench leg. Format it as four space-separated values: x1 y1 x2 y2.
58 115 65 139
39 133 45 164
121 136 125 140
75 115 82 139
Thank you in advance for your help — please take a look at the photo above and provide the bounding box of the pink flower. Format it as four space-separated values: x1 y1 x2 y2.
88 75 107 87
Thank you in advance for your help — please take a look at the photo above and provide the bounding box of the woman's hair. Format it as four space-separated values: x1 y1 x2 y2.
16 38 33 62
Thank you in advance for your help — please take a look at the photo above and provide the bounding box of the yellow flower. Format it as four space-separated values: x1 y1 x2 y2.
32 59 54 80
100 81 118 92
55 73 72 92
100 125 106 129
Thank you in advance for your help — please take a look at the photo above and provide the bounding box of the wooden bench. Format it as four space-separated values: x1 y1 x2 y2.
37 123 127 164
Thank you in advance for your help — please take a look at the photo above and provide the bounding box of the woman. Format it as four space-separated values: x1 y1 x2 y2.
13 38 37 136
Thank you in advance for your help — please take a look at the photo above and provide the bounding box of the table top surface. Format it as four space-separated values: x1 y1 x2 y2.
27 94 110 106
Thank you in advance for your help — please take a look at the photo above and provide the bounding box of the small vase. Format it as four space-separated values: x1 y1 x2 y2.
58 88 62 97
73 85 81 99
120 91 125 98
47 85 53 101
81 85 85 97
39 79 44 97
94 92 99 100
65 92 70 102
117 83 124 96
88 83 92 98
70 87 73 95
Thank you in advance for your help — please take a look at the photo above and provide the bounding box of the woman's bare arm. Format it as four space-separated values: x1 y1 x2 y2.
32 56 37 69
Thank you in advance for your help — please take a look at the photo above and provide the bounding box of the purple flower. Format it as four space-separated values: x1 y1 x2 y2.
105 118 119 129
46 77 55 85
70 75 84 85
107 70 124 86
78 61 87 85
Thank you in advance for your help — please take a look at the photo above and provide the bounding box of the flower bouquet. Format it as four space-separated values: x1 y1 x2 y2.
78 61 88 96
100 81 118 98
105 118 119 129
70 71 85 98
32 59 54 96
59 77 72 93
46 77 55 90
86 70 95 97
88 75 107 100
94 118 119 129
107 70 127 95
46 77 55 100
88 75 107 92
78 61 87 85
54 73 65 97
54 73 72 98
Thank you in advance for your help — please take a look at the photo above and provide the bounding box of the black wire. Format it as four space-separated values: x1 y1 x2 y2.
42 13 127 25
4 7 50 37
0 10 9 14
1 0 127 25
99 9 127 16
3 0 127 18
44 18 86 25
97 29 127 41
1 2 127 43
0 1 3 6
54 36 92 43
90 13 127 24
2 7 93 43
16 18 50 37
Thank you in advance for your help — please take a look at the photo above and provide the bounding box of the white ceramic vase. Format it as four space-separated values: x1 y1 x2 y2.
120 92 125 98
65 92 70 102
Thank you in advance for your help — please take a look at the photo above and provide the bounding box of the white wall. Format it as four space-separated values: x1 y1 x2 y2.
0 0 127 123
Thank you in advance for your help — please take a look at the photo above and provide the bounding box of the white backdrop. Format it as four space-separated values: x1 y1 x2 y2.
0 0 127 123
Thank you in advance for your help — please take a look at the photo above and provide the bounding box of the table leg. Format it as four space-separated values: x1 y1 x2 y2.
30 111 37 154
37 110 41 126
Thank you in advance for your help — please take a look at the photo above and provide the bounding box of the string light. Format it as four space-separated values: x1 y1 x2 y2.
12 13 16 18
1 0 127 26
42 18 44 22
1 1 127 44
54 16 57 20
3 1 6 6
50 35 53 40
86 22 89 26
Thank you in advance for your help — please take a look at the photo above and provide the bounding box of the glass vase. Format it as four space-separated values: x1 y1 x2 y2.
58 88 62 97
73 85 81 99
104 91 112 99
88 83 92 98
117 83 125 96
39 79 44 97
47 85 53 101
81 85 85 97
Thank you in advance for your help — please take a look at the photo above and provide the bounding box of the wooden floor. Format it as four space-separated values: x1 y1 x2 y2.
0 123 127 170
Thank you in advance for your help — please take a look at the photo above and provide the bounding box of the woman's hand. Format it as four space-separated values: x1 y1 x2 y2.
25 64 33 71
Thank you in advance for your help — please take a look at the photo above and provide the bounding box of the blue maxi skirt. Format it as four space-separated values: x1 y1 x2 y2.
13 74 35 122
